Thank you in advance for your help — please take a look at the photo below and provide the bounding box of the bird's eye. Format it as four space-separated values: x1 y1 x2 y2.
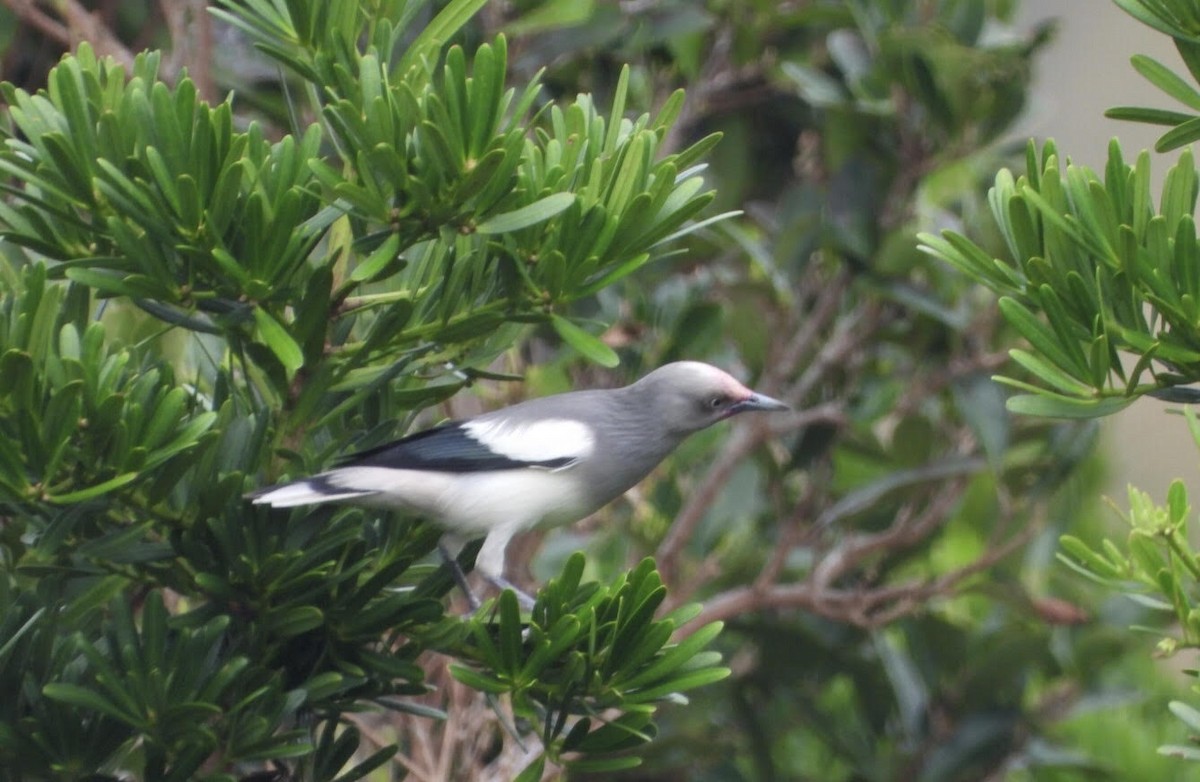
708 396 727 409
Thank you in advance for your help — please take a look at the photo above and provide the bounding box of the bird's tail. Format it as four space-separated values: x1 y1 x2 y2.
246 478 374 508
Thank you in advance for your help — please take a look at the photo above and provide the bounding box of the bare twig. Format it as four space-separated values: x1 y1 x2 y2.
361 655 555 782
655 403 846 585
788 298 883 403
54 0 134 69
683 488 1036 632
160 0 215 101
657 299 878 580
2 0 69 43
766 265 852 388
812 476 970 588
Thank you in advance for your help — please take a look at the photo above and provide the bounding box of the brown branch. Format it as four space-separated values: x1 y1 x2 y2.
657 272 880 588
655 402 846 585
755 477 823 591
369 650 562 781
683 488 1037 632
789 298 883 403
2 0 69 43
765 265 852 389
55 0 134 69
657 278 879 583
160 0 215 101
811 475 970 589
2 0 134 69
892 348 1011 419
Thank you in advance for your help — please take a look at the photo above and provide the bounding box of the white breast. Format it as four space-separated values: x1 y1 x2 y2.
322 465 594 534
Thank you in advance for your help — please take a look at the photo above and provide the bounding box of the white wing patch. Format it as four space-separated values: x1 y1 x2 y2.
463 417 595 466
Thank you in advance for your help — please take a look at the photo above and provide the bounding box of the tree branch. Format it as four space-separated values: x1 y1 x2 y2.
160 0 215 101
656 402 846 585
1 0 136 70
684 487 1036 632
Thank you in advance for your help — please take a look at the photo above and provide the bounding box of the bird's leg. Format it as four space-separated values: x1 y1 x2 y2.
438 542 480 611
483 574 536 611
477 528 537 610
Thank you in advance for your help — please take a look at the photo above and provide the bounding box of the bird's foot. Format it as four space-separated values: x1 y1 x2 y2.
484 574 536 611
437 543 536 612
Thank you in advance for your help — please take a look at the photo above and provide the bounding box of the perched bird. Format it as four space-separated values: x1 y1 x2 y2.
250 361 789 606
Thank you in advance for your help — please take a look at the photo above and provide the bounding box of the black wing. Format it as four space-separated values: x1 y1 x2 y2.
338 421 575 473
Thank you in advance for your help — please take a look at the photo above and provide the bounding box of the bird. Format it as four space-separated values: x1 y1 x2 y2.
249 361 790 607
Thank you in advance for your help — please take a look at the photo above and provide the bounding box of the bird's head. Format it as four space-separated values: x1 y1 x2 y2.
632 361 790 435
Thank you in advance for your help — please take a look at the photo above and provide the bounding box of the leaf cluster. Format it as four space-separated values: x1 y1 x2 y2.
1057 407 1200 763
453 555 728 776
916 0 1200 769
1107 0 1200 152
498 2 1145 779
920 138 1200 418
918 1 1200 419
0 0 734 777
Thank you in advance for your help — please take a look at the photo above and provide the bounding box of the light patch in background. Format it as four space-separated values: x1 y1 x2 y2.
1015 0 1199 505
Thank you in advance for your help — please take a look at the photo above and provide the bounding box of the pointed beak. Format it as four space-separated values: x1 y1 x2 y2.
732 391 790 414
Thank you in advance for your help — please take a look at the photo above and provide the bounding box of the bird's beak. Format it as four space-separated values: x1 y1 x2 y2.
732 392 790 414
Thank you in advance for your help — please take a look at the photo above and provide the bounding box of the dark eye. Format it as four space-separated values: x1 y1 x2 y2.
707 396 727 409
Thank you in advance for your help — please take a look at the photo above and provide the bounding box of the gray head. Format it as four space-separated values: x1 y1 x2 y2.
627 361 790 436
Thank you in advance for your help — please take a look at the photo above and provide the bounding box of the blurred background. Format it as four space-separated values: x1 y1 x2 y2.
4 1 1200 779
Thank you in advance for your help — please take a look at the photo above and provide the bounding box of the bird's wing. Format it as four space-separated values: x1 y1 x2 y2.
342 417 596 473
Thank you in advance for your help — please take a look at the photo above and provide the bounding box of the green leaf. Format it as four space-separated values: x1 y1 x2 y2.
349 232 403 283
1131 54 1200 110
1008 349 1094 396
498 589 523 675
1002 391 1134 419
1160 744 1200 761
566 756 644 773
1113 0 1197 40
43 682 142 725
1105 106 1196 126
513 756 547 782
253 307 304 376
65 268 164 299
332 743 400 782
476 192 576 234
398 0 490 75
301 672 346 702
619 620 724 690
46 472 140 504
550 314 619 367
268 605 325 638
997 297 1090 383
519 615 583 681
505 0 594 35
1059 535 1123 580
1169 700 1200 732
1156 116 1200 152
449 664 510 694
1168 479 1189 525
623 665 731 703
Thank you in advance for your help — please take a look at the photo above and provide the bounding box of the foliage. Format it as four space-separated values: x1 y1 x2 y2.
0 0 731 778
3 0 1193 779
919 0 1200 769
919 1 1200 419
1057 407 1200 765
919 137 1200 419
490 1 1181 780
453 555 729 775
